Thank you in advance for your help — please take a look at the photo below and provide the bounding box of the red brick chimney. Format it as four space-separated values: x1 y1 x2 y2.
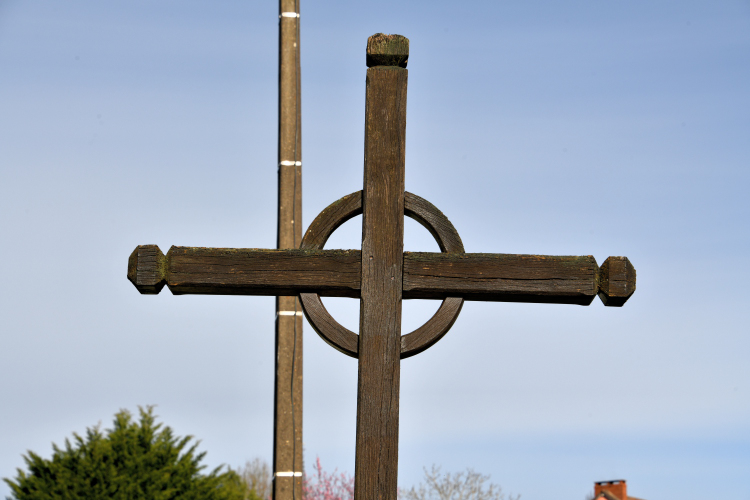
595 480 627 500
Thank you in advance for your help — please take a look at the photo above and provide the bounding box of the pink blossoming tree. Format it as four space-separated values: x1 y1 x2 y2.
303 457 355 500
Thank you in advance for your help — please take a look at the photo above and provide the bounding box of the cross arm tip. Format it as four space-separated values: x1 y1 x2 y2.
598 256 636 306
367 33 409 68
128 245 167 294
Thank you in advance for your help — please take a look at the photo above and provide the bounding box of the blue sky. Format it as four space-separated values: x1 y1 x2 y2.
1 1 748 499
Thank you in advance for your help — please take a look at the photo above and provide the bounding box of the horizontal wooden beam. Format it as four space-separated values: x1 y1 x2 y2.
403 252 599 305
128 245 635 306
128 245 362 297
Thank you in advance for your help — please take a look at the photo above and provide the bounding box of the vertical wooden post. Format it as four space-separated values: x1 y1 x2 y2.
355 34 409 500
274 1 303 500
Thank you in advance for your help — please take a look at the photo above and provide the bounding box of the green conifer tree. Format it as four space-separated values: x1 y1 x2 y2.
4 407 247 500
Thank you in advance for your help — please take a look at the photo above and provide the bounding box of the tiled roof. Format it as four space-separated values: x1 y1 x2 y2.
598 493 619 500
596 493 646 500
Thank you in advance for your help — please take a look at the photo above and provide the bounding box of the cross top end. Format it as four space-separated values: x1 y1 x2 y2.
366 33 409 68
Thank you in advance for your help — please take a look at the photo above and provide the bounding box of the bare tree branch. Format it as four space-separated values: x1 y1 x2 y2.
402 465 520 500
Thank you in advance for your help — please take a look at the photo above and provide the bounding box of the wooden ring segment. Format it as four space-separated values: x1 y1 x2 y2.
299 191 465 359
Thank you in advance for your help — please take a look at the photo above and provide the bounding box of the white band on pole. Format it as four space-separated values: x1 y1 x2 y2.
280 12 300 18
279 160 302 167
277 311 303 317
274 471 303 478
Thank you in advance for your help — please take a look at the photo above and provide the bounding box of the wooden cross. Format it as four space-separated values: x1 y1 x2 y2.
128 34 636 500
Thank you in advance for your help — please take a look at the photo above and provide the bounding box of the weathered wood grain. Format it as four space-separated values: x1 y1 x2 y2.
276 0 303 496
300 190 464 253
366 33 409 68
168 246 360 296
299 293 359 357
129 245 611 305
399 192 465 358
400 297 463 358
597 256 636 306
128 245 361 297
403 252 599 305
300 191 362 250
298 190 467 360
355 34 408 500
404 193 464 253
128 245 166 294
